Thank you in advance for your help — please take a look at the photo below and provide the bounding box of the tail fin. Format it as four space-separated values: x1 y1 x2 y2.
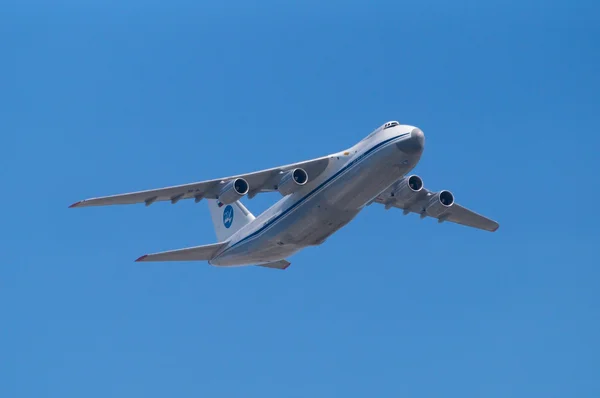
207 200 255 241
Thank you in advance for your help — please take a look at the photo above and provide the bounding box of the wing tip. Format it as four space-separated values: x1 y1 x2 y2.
135 254 148 262
69 201 82 208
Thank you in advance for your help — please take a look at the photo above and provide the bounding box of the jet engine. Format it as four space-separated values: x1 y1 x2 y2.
389 175 424 202
218 178 249 204
425 190 454 218
278 168 308 196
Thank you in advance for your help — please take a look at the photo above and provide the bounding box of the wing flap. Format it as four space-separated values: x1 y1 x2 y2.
69 156 330 208
135 242 227 262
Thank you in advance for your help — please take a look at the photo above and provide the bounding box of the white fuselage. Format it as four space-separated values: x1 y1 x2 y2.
209 124 424 266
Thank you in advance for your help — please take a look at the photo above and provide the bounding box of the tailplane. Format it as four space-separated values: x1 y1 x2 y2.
256 259 291 270
207 199 255 241
135 241 227 262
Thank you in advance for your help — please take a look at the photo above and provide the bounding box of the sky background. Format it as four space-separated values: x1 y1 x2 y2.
2 0 599 397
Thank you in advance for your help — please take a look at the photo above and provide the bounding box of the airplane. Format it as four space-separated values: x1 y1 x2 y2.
69 120 499 270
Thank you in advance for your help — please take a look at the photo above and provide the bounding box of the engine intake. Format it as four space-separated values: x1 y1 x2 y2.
425 190 454 218
278 168 308 196
218 178 249 204
390 175 424 202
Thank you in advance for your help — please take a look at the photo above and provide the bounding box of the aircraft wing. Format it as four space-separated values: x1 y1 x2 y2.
373 177 499 232
69 155 331 208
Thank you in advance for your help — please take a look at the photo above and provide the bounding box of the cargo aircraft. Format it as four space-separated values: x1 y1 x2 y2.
70 121 499 270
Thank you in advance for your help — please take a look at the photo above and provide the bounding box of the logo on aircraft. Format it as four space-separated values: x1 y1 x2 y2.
223 205 234 228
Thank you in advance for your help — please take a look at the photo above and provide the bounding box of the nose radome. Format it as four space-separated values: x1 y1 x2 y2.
397 127 425 154
411 128 425 150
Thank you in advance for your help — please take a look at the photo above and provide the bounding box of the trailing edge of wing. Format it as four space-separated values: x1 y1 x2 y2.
135 242 227 262
69 155 331 208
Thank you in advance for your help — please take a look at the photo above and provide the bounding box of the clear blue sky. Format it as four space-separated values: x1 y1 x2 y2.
2 1 599 397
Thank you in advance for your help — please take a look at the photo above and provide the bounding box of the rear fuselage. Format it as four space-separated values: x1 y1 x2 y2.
209 124 424 266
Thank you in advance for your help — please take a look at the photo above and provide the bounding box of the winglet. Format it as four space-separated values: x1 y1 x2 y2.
135 254 148 262
69 201 82 208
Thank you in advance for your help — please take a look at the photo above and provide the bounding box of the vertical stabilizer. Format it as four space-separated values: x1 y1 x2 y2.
207 200 255 242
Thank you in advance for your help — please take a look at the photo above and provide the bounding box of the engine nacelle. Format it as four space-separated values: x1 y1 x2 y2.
218 178 249 204
390 175 424 202
425 190 455 218
278 168 308 196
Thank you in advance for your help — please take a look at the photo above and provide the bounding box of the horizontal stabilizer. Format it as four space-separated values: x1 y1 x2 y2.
135 241 227 262
256 259 291 270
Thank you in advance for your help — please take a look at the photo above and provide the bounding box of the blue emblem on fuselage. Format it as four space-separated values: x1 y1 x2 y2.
223 205 234 228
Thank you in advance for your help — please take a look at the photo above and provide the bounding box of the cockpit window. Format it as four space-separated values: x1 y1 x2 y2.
359 121 400 143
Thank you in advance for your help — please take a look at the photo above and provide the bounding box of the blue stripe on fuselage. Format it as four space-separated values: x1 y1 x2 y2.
218 133 409 255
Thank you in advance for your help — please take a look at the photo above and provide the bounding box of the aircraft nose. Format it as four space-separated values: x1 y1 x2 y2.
397 128 425 154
